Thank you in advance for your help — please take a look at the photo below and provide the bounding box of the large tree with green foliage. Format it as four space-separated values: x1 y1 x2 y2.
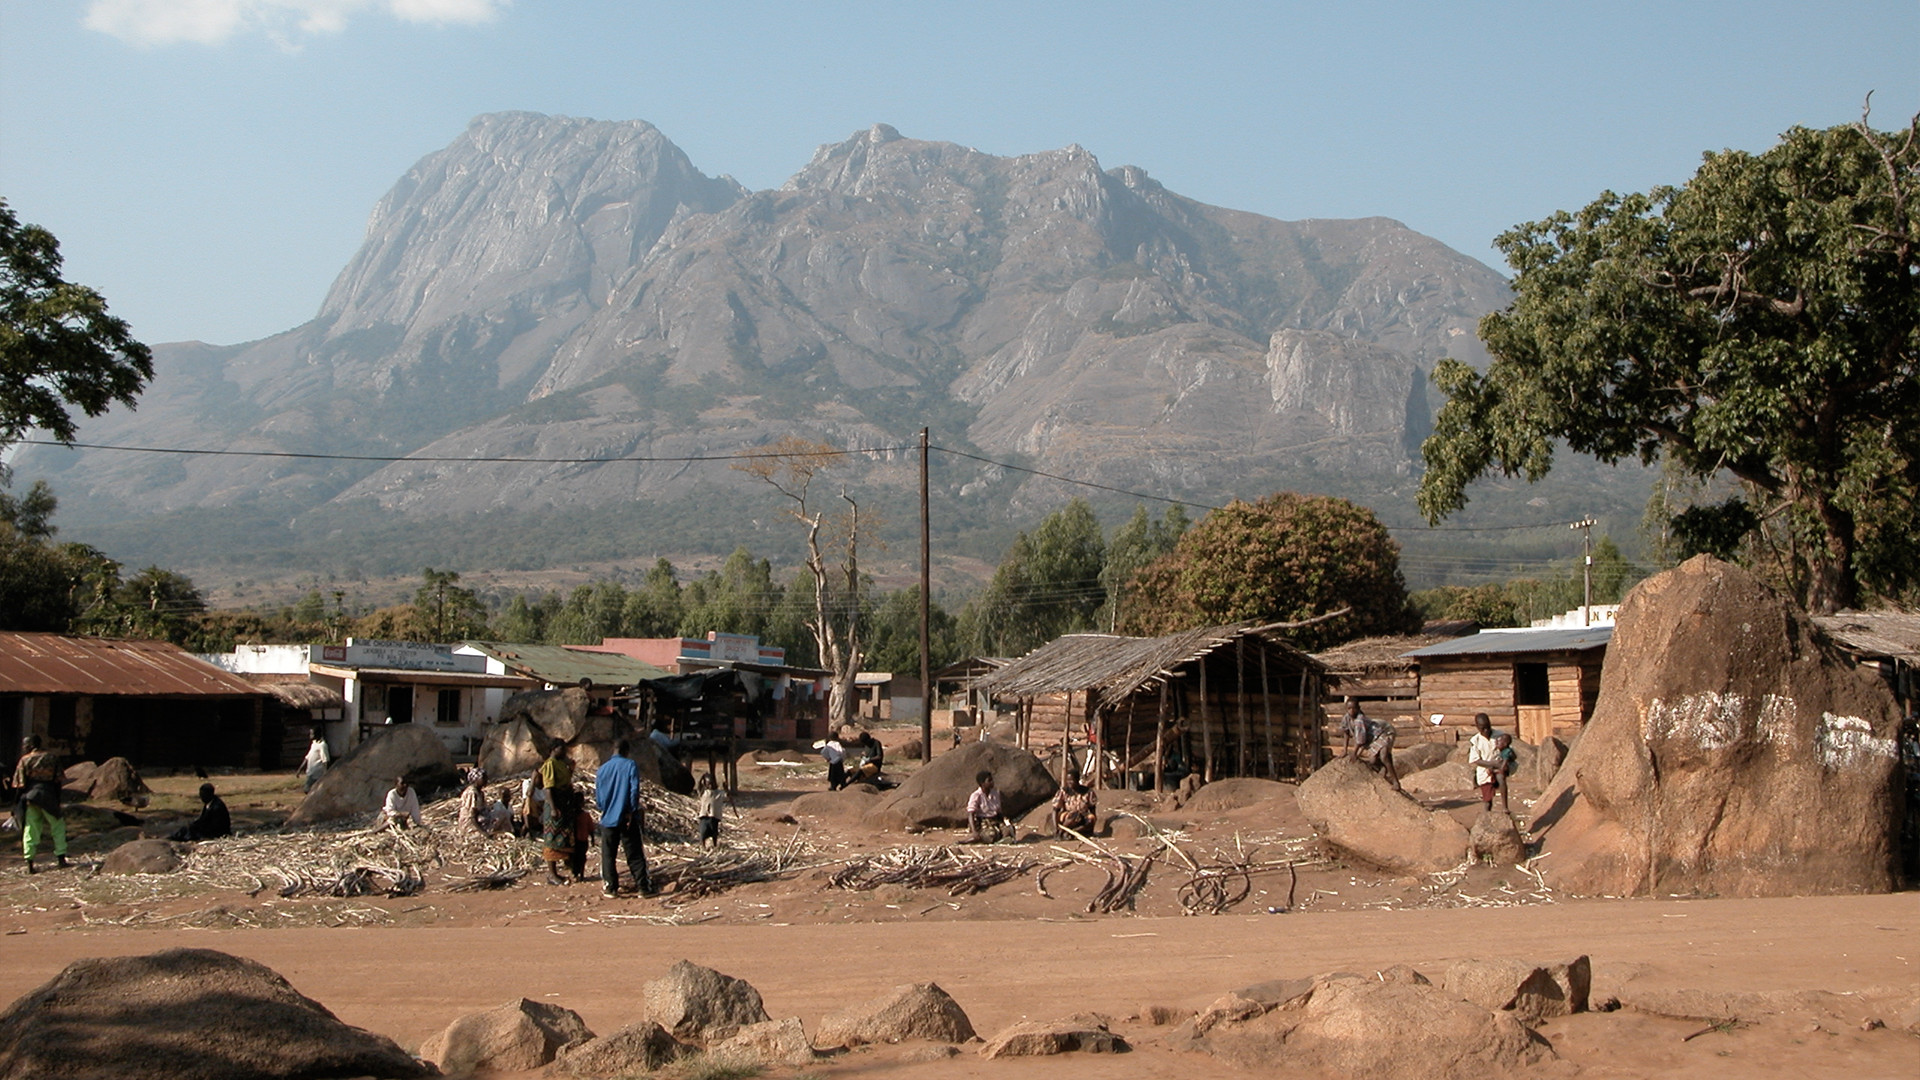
1418 114 1920 612
962 498 1106 655
1 199 153 460
1122 492 1415 650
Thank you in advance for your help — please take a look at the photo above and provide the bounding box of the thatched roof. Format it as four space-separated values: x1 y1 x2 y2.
1313 634 1458 674
1814 611 1920 662
973 622 1319 700
255 681 345 709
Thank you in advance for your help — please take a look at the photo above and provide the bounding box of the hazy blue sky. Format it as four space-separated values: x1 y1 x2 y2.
2 1 1916 347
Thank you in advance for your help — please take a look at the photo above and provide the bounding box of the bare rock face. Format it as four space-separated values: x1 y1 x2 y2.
1442 956 1590 1025
0 948 431 1080
1467 811 1527 865
1535 556 1903 897
864 740 1057 831
86 757 150 805
477 717 551 777
1392 741 1454 775
418 998 592 1073
788 785 883 820
285 724 455 828
101 838 182 876
980 1013 1128 1057
1297 757 1469 874
1401 760 1473 794
499 687 592 743
642 961 771 1043
1181 777 1292 813
706 1017 817 1068
814 982 976 1048
1183 972 1548 1078
552 1020 691 1077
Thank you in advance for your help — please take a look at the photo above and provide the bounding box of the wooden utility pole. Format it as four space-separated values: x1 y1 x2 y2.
919 427 933 762
1571 516 1597 625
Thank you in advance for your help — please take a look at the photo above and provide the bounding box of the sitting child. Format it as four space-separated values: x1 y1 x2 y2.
1053 775 1096 836
966 770 1007 842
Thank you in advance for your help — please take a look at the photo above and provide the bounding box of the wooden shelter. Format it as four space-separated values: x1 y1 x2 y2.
1312 631 1467 748
972 623 1324 788
1813 611 1920 721
1402 625 1611 744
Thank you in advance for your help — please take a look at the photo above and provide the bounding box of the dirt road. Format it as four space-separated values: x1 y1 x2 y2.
5 893 1915 1078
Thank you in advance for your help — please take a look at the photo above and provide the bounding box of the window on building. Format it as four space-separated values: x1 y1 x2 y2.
436 688 462 726
1515 663 1550 707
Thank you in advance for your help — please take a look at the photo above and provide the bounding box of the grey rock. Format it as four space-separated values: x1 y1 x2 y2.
706 1017 816 1067
814 982 976 1048
419 998 592 1073
552 1020 690 1077
642 961 771 1043
864 740 1057 831
1468 810 1527 865
101 839 181 876
980 1012 1128 1057
1296 757 1469 874
0 948 430 1080
1443 956 1590 1024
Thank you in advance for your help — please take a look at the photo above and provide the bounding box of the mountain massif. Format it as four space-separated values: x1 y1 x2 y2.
18 113 1639 581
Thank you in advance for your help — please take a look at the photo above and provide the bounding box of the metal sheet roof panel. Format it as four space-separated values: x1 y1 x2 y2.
462 642 672 685
0 632 268 697
1401 626 1613 659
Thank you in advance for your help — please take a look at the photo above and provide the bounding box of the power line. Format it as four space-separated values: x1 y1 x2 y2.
13 438 918 465
929 445 1223 512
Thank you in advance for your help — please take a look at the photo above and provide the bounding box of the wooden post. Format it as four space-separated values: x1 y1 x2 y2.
1235 637 1249 779
1260 646 1275 779
1199 659 1213 784
1154 680 1167 792
1123 702 1136 792
1093 707 1105 789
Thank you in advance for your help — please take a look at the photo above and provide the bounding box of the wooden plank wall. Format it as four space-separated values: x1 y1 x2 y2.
1418 652 1602 742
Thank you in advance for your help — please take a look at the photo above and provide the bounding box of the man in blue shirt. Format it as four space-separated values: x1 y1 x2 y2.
594 740 652 897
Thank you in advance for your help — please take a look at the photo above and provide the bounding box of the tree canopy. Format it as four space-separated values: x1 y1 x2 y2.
1122 492 1416 650
1418 114 1920 612
1 199 153 459
962 498 1106 655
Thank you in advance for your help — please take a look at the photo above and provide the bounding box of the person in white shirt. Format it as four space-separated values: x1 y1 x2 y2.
380 776 424 830
301 730 331 792
965 770 1006 842
1466 713 1507 813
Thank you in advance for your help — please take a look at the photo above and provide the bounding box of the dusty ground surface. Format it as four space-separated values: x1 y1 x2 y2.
3 738 1915 1078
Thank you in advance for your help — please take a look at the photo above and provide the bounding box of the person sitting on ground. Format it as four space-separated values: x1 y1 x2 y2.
1467 713 1507 814
1053 773 1097 836
485 787 515 835
379 776 423 831
849 730 886 785
301 729 331 793
966 770 1007 842
13 736 67 873
1339 701 1402 791
694 773 728 850
170 783 232 842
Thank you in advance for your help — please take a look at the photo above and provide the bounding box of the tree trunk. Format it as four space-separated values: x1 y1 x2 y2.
1804 488 1859 614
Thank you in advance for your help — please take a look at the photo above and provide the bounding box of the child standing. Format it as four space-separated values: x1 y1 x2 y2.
694 774 726 850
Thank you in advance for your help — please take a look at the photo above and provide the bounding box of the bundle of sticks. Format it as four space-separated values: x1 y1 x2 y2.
829 846 1039 897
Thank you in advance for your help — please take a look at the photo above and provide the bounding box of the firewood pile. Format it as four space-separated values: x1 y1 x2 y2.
829 845 1040 896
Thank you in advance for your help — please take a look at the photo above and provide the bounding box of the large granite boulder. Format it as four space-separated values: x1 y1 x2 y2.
102 838 182 875
1296 757 1469 874
980 1013 1127 1057
1442 956 1590 1025
1535 556 1904 897
864 740 1056 831
498 686 590 742
419 998 592 1073
86 757 151 805
814 982 976 1048
642 961 770 1043
1182 778 1292 813
285 725 455 828
0 948 431 1080
477 717 552 777
552 1021 690 1077
706 1017 817 1068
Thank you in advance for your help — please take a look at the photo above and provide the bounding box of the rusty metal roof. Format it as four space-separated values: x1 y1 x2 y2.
0 632 268 697
462 642 671 686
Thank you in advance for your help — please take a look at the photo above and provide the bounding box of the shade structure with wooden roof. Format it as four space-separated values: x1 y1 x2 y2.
973 622 1325 788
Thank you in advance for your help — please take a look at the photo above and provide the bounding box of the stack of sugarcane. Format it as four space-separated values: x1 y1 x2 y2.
829 846 1039 896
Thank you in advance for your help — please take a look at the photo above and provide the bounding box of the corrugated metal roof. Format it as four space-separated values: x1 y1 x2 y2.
1401 625 1613 659
308 663 538 686
463 642 671 686
0 632 268 697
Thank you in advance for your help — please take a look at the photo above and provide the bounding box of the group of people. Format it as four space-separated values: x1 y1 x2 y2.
10 736 233 872
1341 703 1518 814
818 728 888 790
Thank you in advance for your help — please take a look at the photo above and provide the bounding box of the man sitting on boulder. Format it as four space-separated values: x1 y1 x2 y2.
170 783 232 842
1340 702 1402 792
